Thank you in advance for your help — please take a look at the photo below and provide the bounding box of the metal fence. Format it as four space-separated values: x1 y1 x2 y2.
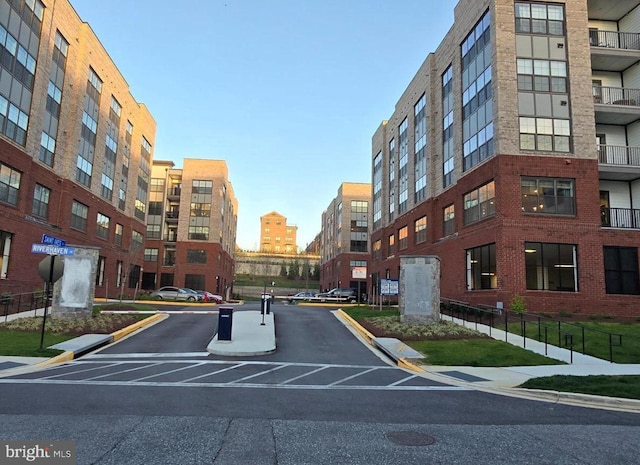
1 291 49 322
440 298 623 363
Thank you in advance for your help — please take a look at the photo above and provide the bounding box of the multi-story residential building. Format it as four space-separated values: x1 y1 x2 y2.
371 0 640 316
0 0 155 297
143 159 237 298
320 182 371 296
259 211 297 254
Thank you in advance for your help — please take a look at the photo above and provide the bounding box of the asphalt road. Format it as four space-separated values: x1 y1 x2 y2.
0 301 638 464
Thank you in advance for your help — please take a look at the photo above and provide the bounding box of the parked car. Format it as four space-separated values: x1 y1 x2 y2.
150 286 200 301
196 290 223 304
316 288 358 303
181 288 203 301
287 291 317 303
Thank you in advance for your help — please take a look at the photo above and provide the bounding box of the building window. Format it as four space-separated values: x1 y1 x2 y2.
373 151 383 230
398 119 409 214
373 239 382 260
388 234 395 257
516 58 567 93
414 94 427 203
519 117 570 152
388 138 396 221
190 203 211 217
192 180 212 194
443 204 455 236
604 247 639 295
39 131 56 166
515 2 565 36
131 230 144 252
32 184 50 218
398 226 408 250
115 224 123 246
463 181 495 225
188 226 209 241
187 249 207 264
185 274 205 290
414 216 427 244
521 177 575 215
442 65 454 188
71 201 88 231
144 248 158 262
146 224 161 239
466 243 496 290
0 162 21 206
525 242 577 291
0 230 12 279
462 10 493 171
350 200 368 253
96 213 110 239
96 256 105 286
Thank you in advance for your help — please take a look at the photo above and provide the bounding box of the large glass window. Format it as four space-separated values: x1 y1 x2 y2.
0 162 21 206
71 201 88 231
463 181 495 225
443 204 455 236
415 216 427 244
442 65 454 187
188 226 209 241
388 138 395 221
115 224 123 246
388 234 395 257
187 249 207 264
192 180 212 194
350 200 368 252
521 177 575 215
414 94 427 203
466 243 496 290
373 239 382 260
398 226 408 250
398 119 409 213
515 2 565 35
462 10 493 171
144 248 158 262
96 213 110 239
32 184 50 218
525 242 577 291
373 151 382 230
604 247 639 295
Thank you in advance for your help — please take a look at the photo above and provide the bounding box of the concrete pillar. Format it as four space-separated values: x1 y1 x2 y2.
399 255 440 324
52 246 99 318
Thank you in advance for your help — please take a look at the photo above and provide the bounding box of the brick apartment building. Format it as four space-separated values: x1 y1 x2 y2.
0 0 155 297
143 159 238 298
259 211 297 254
370 0 640 316
320 182 371 295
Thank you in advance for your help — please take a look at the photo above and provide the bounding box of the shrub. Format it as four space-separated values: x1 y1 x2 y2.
510 294 526 314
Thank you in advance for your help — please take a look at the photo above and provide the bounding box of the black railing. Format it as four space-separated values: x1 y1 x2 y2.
590 30 640 50
1 291 50 321
440 298 624 363
598 144 640 167
601 206 640 229
593 86 640 106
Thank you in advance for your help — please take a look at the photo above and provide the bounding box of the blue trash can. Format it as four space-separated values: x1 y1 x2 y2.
218 307 233 341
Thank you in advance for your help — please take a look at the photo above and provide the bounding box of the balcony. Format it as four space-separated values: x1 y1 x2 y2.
598 144 640 180
601 206 640 229
165 210 179 223
590 30 640 72
592 86 640 125
163 232 177 244
163 257 176 267
167 187 181 200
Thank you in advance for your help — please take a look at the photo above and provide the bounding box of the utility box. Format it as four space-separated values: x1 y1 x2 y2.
217 307 233 341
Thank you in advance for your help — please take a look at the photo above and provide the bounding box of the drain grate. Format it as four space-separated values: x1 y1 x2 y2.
386 431 436 446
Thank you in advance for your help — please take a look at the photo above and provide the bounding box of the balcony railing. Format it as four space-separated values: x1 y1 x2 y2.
601 207 640 229
593 86 640 106
598 145 640 167
167 187 181 197
163 258 175 266
590 30 640 51
163 233 177 242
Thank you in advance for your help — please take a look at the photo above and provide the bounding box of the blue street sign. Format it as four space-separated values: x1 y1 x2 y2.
41 234 66 247
31 243 75 256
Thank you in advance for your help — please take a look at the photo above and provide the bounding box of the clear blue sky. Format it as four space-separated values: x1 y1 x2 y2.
71 0 457 251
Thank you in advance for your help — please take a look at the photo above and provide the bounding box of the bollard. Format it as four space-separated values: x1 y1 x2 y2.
217 307 233 341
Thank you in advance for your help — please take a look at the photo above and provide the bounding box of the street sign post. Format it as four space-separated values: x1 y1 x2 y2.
31 244 75 255
41 234 66 247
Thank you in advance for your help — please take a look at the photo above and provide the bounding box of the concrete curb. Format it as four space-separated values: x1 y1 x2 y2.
335 309 423 373
34 313 167 368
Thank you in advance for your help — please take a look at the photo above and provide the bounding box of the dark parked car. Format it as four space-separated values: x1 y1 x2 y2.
150 286 200 301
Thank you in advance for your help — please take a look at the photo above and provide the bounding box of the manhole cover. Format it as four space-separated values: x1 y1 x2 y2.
386 431 436 446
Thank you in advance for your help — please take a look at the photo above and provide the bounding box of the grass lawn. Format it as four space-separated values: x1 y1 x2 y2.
519 375 640 400
0 332 67 357
0 303 154 357
406 339 562 367
342 306 640 400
